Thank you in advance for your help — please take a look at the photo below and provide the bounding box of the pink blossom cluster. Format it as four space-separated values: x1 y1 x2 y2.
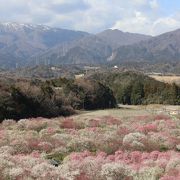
0 148 179 179
0 114 179 179
66 150 180 179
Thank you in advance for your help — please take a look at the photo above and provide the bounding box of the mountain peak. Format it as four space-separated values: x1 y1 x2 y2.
0 22 89 68
111 27 180 63
97 28 151 49
103 29 123 33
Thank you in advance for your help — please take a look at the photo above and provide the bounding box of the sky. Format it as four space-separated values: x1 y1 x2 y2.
0 0 180 35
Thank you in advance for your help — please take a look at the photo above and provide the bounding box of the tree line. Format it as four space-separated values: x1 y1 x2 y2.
90 72 180 105
0 77 116 121
0 71 179 121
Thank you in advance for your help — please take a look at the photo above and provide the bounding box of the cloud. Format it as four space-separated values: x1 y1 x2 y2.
112 11 151 35
48 0 90 14
0 0 179 35
149 0 159 9
152 14 180 35
112 11 180 36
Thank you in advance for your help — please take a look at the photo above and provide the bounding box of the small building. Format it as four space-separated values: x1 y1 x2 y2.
75 74 85 79
51 67 56 71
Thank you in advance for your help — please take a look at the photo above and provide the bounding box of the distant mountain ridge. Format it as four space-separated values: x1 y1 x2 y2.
97 29 152 49
31 29 151 65
0 22 179 68
111 28 180 63
0 22 52 32
30 34 112 65
0 22 89 68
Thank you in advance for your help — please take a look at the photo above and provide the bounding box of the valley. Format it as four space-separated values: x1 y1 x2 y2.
0 22 179 180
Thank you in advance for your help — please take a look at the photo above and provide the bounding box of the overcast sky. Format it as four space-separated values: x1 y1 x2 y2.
0 0 180 35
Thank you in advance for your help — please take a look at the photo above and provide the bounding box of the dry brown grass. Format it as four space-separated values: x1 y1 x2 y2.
149 75 180 85
72 105 180 121
73 108 150 121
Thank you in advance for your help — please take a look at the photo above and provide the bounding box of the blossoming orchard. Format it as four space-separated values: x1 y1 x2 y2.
0 113 180 179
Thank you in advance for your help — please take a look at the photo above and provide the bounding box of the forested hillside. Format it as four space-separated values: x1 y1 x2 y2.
0 77 116 121
90 72 180 105
0 71 179 121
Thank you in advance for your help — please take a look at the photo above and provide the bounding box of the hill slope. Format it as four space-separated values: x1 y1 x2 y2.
97 29 151 49
0 22 89 68
30 35 112 65
111 28 180 63
32 29 152 65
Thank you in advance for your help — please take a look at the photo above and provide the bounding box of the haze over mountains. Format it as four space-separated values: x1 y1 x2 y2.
0 22 88 68
112 29 180 64
30 29 151 66
0 22 179 68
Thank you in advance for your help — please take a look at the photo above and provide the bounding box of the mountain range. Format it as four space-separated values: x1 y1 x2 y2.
111 29 180 64
29 29 151 66
0 22 179 68
0 22 88 68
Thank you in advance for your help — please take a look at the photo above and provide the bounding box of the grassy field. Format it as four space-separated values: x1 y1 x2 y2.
149 75 180 85
72 105 180 121
73 107 150 121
